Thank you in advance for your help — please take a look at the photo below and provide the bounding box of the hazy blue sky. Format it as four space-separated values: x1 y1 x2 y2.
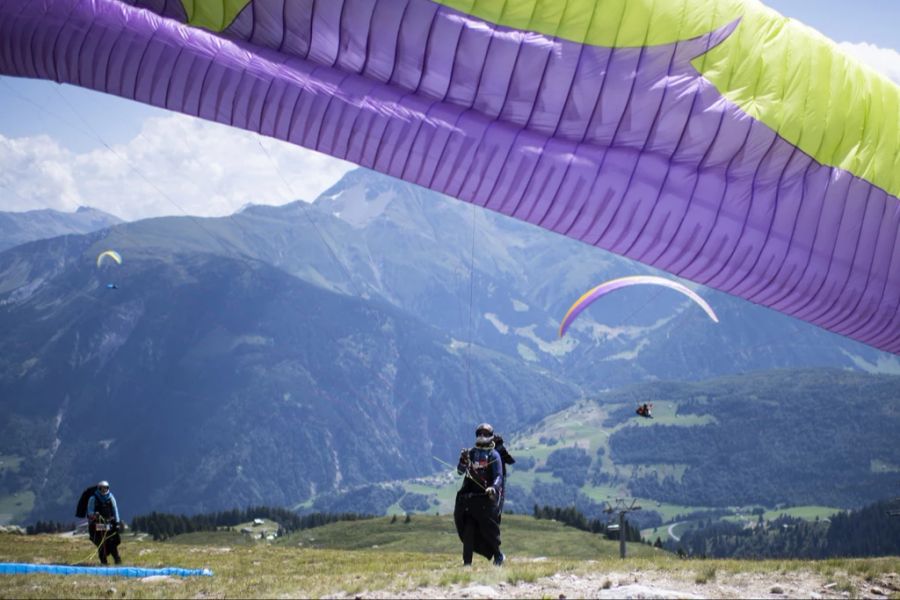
765 0 899 47
0 78 167 154
1 1 898 220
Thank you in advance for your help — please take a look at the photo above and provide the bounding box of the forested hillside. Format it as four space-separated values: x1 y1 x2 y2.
606 370 900 507
671 500 900 558
297 368 900 526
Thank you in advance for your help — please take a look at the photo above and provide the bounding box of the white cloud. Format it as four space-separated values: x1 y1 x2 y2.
0 114 353 221
0 135 81 213
837 41 900 85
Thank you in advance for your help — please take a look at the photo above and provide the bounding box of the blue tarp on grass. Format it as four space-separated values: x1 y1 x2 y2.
0 563 213 577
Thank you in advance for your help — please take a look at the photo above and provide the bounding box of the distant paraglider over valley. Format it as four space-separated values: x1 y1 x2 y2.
95 250 122 269
96 249 122 290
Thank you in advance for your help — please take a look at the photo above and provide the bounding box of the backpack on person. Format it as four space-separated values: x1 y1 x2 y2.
75 485 99 519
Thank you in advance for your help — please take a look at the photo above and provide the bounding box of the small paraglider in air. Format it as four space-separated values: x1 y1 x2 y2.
636 403 653 419
96 250 122 290
96 250 122 268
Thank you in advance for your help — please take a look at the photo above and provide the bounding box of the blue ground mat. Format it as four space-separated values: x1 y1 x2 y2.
0 562 213 577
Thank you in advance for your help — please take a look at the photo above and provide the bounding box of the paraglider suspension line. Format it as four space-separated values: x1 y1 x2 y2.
431 455 495 491
77 515 114 566
465 204 477 403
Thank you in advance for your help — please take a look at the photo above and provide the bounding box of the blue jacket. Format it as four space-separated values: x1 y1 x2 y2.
458 447 503 492
87 490 119 522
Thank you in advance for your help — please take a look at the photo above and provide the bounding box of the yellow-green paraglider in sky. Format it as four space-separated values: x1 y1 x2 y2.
96 250 123 269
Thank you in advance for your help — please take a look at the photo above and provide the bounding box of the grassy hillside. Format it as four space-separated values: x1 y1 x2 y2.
0 524 897 599
275 515 656 559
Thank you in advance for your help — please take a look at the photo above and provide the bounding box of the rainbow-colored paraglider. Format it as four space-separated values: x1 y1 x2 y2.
1 0 897 353
559 275 719 338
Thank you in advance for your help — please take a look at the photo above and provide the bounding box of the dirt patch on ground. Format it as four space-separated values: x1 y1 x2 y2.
340 566 900 599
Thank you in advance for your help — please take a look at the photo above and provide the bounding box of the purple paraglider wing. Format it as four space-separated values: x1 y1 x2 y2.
0 0 897 353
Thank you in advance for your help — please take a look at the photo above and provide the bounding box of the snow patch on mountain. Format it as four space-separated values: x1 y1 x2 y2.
514 325 575 357
840 349 900 375
517 343 538 362
319 186 393 229
484 313 509 334
573 314 675 343
447 338 470 353
604 338 652 361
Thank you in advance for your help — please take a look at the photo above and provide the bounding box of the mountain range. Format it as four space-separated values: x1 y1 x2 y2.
0 168 897 522
0 206 121 253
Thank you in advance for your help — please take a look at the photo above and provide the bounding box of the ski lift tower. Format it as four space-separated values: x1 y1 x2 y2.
605 499 642 559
